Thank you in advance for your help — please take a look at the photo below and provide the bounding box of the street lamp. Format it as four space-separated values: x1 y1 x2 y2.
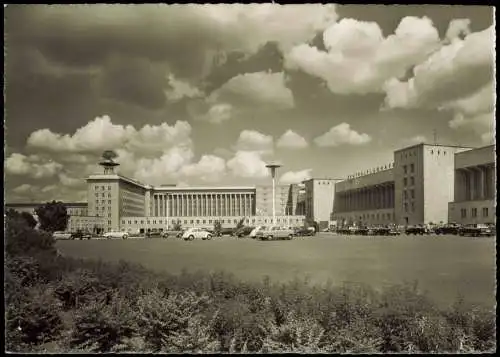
266 163 282 226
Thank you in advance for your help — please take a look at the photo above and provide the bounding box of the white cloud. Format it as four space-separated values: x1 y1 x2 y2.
279 169 312 184
383 25 494 110
445 19 471 43
181 155 226 182
206 103 233 124
5 153 63 179
165 73 203 102
194 4 338 53
314 123 372 147
12 184 34 194
58 172 83 187
226 151 269 178
211 71 294 110
285 16 440 95
27 115 192 156
276 130 308 149
234 129 274 152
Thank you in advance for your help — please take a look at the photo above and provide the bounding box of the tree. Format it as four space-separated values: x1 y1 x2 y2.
173 221 182 231
21 212 38 229
102 150 118 161
236 218 245 230
213 220 222 233
35 201 69 233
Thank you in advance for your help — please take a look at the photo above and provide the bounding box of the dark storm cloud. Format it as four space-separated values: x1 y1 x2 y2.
97 56 168 110
336 4 493 37
202 41 285 95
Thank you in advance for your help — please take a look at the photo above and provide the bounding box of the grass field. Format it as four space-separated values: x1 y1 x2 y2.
56 234 496 308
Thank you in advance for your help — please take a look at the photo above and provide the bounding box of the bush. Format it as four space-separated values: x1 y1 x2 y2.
53 269 109 310
5 217 57 258
135 288 213 352
69 293 138 352
5 284 64 352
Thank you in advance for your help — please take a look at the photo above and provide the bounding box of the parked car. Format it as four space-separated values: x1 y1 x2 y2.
405 225 430 235
182 227 213 241
434 223 461 235
214 227 235 237
71 231 92 240
458 224 493 237
256 226 295 241
293 227 315 237
145 231 168 238
161 229 184 238
103 231 129 239
233 226 255 238
249 226 266 238
53 231 72 240
387 226 402 236
485 223 496 236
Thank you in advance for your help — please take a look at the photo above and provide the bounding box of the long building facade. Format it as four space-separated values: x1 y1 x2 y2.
332 143 477 227
448 145 495 225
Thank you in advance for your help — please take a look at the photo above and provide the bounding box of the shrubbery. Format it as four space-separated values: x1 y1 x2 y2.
4 217 496 353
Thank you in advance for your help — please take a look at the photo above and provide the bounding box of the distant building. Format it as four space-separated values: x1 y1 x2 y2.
332 143 474 227
303 178 342 229
5 202 105 233
448 145 495 225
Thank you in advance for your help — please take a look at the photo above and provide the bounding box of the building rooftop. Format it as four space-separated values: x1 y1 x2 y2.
6 202 87 207
394 142 475 153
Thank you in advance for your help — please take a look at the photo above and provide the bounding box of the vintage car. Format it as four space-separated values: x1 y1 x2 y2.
233 226 255 238
103 231 129 239
434 223 461 235
405 225 430 235
458 224 493 237
53 231 72 240
256 226 295 241
182 227 213 241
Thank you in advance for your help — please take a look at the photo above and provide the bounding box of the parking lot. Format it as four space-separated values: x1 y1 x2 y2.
56 232 495 308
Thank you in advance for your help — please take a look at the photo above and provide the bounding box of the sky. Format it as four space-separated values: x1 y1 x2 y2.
4 4 495 203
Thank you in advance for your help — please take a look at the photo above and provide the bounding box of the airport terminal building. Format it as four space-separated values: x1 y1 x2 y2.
330 143 494 227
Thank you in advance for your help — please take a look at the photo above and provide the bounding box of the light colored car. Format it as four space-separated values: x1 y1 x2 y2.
103 231 129 239
182 227 213 241
53 231 72 240
256 226 295 241
249 225 267 238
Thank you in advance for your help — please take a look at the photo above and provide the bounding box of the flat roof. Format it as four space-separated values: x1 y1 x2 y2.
153 186 256 191
394 143 475 153
6 202 87 207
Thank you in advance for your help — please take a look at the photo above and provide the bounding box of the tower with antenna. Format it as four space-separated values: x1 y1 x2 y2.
99 150 120 175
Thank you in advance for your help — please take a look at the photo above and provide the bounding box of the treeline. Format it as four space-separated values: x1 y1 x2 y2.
5 214 496 353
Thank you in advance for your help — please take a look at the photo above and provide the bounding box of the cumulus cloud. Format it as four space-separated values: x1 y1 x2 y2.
165 73 203 102
279 169 312 184
383 25 494 110
12 184 34 194
234 129 274 152
276 130 308 149
314 123 372 147
285 16 440 95
226 151 269 178
445 19 471 43
181 155 226 182
5 153 63 179
211 71 294 109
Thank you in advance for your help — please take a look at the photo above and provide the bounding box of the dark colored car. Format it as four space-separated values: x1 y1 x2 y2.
405 225 430 235
71 231 92 240
146 231 168 238
294 227 314 236
434 223 461 235
458 224 494 237
233 226 254 238
214 227 235 237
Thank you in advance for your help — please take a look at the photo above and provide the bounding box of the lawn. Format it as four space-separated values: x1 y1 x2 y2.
56 234 496 308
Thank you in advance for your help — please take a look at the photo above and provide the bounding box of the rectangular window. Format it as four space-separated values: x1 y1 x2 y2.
403 178 407 186
196 220 200 224
404 203 408 213
134 220 137 224
108 200 111 204
153 220 156 224
209 220 212 224
411 190 415 199
108 194 111 198
108 220 111 225
184 220 187 224
403 165 407 174
404 190 408 199
203 220 206 224
102 193 105 197
410 163 414 173
410 177 415 186
190 220 194 224
128 220 132 224
411 202 415 212
141 220 144 224
460 209 466 218
95 193 99 197
108 213 111 217
159 220 162 224
472 208 477 217
482 207 488 217
108 186 111 190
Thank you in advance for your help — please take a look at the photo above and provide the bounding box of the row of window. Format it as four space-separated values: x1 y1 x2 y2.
404 202 416 213
403 163 415 175
95 213 112 218
337 213 394 222
95 185 111 190
403 189 415 200
121 218 304 225
95 193 112 198
460 207 489 218
403 176 415 186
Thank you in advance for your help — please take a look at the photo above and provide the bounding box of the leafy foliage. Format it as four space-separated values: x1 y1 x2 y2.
236 217 245 230
213 220 222 233
5 215 57 258
173 221 182 231
35 200 69 233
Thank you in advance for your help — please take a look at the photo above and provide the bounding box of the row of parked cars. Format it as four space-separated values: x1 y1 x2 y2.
335 223 496 237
